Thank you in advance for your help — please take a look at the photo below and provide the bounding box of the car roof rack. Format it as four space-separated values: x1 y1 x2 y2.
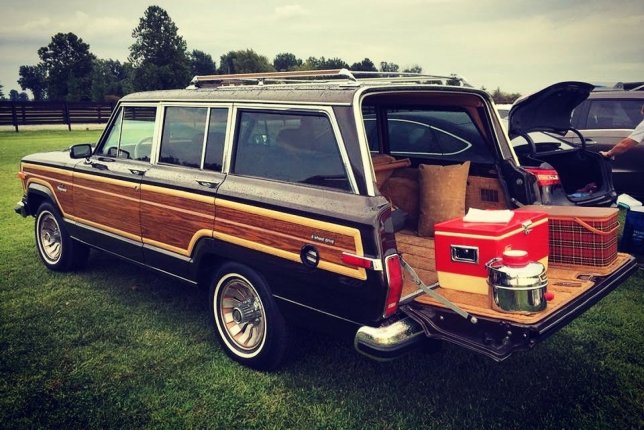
188 68 471 88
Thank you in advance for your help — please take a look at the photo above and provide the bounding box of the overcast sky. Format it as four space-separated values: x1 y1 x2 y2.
1 0 642 97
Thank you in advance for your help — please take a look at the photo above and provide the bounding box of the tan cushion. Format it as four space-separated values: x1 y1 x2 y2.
417 162 471 237
380 176 419 222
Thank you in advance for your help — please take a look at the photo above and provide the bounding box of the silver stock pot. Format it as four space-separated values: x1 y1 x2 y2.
486 250 548 314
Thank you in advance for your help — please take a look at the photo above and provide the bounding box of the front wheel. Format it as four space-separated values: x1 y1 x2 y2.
35 202 89 271
209 263 289 371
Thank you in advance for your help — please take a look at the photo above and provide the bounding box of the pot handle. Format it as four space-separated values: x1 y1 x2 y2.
485 257 503 269
574 217 620 236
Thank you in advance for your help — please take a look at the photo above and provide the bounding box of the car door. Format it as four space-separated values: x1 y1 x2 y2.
139 105 229 280
72 104 157 262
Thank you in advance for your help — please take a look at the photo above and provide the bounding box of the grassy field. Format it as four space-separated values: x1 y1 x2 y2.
1 130 642 429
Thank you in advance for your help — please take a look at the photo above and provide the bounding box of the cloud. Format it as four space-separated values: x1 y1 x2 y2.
272 4 309 20
1 0 642 95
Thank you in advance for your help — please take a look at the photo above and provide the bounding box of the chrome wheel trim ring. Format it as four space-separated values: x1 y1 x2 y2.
214 273 267 358
37 211 62 264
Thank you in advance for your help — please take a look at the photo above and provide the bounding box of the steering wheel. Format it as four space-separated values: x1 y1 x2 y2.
133 136 152 160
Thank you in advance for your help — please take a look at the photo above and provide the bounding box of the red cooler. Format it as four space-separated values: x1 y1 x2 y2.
434 211 549 295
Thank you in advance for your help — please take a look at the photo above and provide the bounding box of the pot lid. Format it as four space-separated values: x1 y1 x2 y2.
508 81 594 139
502 250 530 267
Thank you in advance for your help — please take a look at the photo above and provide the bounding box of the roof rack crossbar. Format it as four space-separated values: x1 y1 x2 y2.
189 69 470 88
191 69 355 86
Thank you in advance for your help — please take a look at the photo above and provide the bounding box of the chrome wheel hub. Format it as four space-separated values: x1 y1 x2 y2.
219 278 266 352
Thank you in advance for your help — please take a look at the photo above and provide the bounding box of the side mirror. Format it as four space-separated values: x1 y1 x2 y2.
70 143 93 159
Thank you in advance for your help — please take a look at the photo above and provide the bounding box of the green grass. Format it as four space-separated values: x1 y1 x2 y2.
1 130 643 429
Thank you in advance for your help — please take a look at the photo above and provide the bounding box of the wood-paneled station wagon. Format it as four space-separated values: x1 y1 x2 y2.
15 70 637 370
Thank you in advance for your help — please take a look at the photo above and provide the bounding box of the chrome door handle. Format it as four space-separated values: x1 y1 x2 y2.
129 169 147 176
196 180 219 188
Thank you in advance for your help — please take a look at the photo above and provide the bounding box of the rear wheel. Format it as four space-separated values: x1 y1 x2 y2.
35 202 89 271
209 262 289 371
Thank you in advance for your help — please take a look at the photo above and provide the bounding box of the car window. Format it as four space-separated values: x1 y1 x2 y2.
585 100 642 129
204 108 228 171
233 110 351 191
159 107 208 168
97 106 157 161
363 108 493 163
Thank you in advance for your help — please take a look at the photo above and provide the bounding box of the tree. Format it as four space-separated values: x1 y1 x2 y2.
9 89 29 101
300 56 348 70
91 59 133 102
273 52 302 71
318 57 349 69
188 50 217 76
402 65 423 74
36 32 95 101
379 62 399 73
18 64 47 101
218 50 274 74
0 83 5 100
350 58 377 72
491 87 522 104
129 6 190 90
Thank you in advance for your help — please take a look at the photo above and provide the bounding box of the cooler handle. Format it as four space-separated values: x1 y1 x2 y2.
574 218 620 236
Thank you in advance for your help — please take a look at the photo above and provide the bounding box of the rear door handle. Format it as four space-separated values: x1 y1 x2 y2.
196 180 219 188
129 168 148 176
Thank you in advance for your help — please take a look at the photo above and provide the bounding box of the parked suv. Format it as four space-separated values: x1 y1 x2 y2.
568 88 644 200
14 70 637 370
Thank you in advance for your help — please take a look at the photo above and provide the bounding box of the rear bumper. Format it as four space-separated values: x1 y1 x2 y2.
354 317 425 361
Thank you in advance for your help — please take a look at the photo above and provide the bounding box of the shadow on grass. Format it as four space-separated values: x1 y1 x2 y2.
68 254 644 427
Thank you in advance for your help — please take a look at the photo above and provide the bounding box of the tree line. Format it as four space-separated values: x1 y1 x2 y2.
0 5 520 104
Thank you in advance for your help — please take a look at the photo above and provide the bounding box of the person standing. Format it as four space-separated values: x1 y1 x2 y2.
600 105 644 158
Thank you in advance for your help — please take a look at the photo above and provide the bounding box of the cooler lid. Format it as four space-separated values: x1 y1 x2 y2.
435 210 548 236
517 205 618 220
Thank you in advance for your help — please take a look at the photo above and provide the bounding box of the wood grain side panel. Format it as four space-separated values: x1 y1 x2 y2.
73 184 141 237
139 185 215 255
23 165 75 215
140 185 215 215
215 199 366 280
216 206 356 250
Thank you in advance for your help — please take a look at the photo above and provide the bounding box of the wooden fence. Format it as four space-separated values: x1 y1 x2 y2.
0 101 114 132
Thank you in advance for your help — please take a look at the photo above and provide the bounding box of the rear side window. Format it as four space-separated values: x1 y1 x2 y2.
97 106 157 161
233 111 351 191
584 100 643 129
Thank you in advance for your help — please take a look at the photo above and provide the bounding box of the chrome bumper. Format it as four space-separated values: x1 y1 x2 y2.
354 317 425 361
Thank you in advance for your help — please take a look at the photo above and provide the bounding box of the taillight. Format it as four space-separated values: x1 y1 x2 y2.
341 252 374 269
383 254 403 318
